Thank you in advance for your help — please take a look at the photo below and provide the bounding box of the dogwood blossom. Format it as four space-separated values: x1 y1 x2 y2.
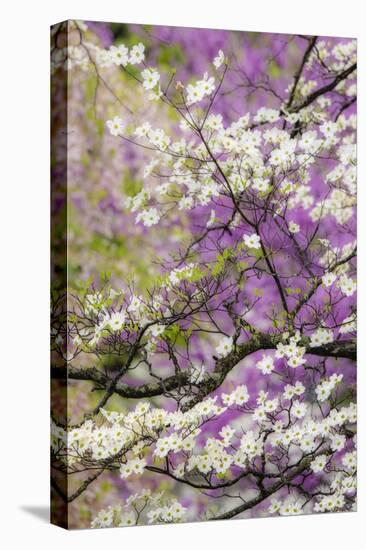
120 458 146 478
105 311 126 331
309 327 334 347
283 381 305 400
292 400 307 419
215 336 233 358
289 221 300 234
330 434 346 452
243 233 261 249
213 49 225 69
135 207 160 227
186 73 215 104
106 115 124 136
311 454 328 473
141 68 160 90
339 313 356 333
315 373 343 402
129 43 145 64
222 385 249 406
338 275 357 296
342 451 357 471
109 44 129 66
256 354 275 375
322 271 337 287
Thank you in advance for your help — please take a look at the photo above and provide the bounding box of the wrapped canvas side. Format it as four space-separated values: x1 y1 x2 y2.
50 21 69 529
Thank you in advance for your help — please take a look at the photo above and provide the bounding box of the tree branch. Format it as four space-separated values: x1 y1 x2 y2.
209 452 321 520
285 36 318 111
288 62 356 113
52 337 355 407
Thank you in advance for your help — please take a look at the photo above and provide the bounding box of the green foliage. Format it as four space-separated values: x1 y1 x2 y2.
253 287 264 297
164 324 187 347
190 265 206 282
157 43 185 69
252 248 264 259
122 170 143 197
268 60 281 79
211 248 233 277
285 287 301 295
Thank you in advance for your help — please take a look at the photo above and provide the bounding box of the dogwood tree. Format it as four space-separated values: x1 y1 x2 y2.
51 21 356 528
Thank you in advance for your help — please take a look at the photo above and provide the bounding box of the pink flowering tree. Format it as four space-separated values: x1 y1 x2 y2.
51 21 356 528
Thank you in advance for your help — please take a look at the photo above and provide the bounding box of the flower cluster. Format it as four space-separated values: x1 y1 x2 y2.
309 327 334 347
315 373 343 402
216 336 234 358
186 73 216 104
91 490 187 527
275 332 307 368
